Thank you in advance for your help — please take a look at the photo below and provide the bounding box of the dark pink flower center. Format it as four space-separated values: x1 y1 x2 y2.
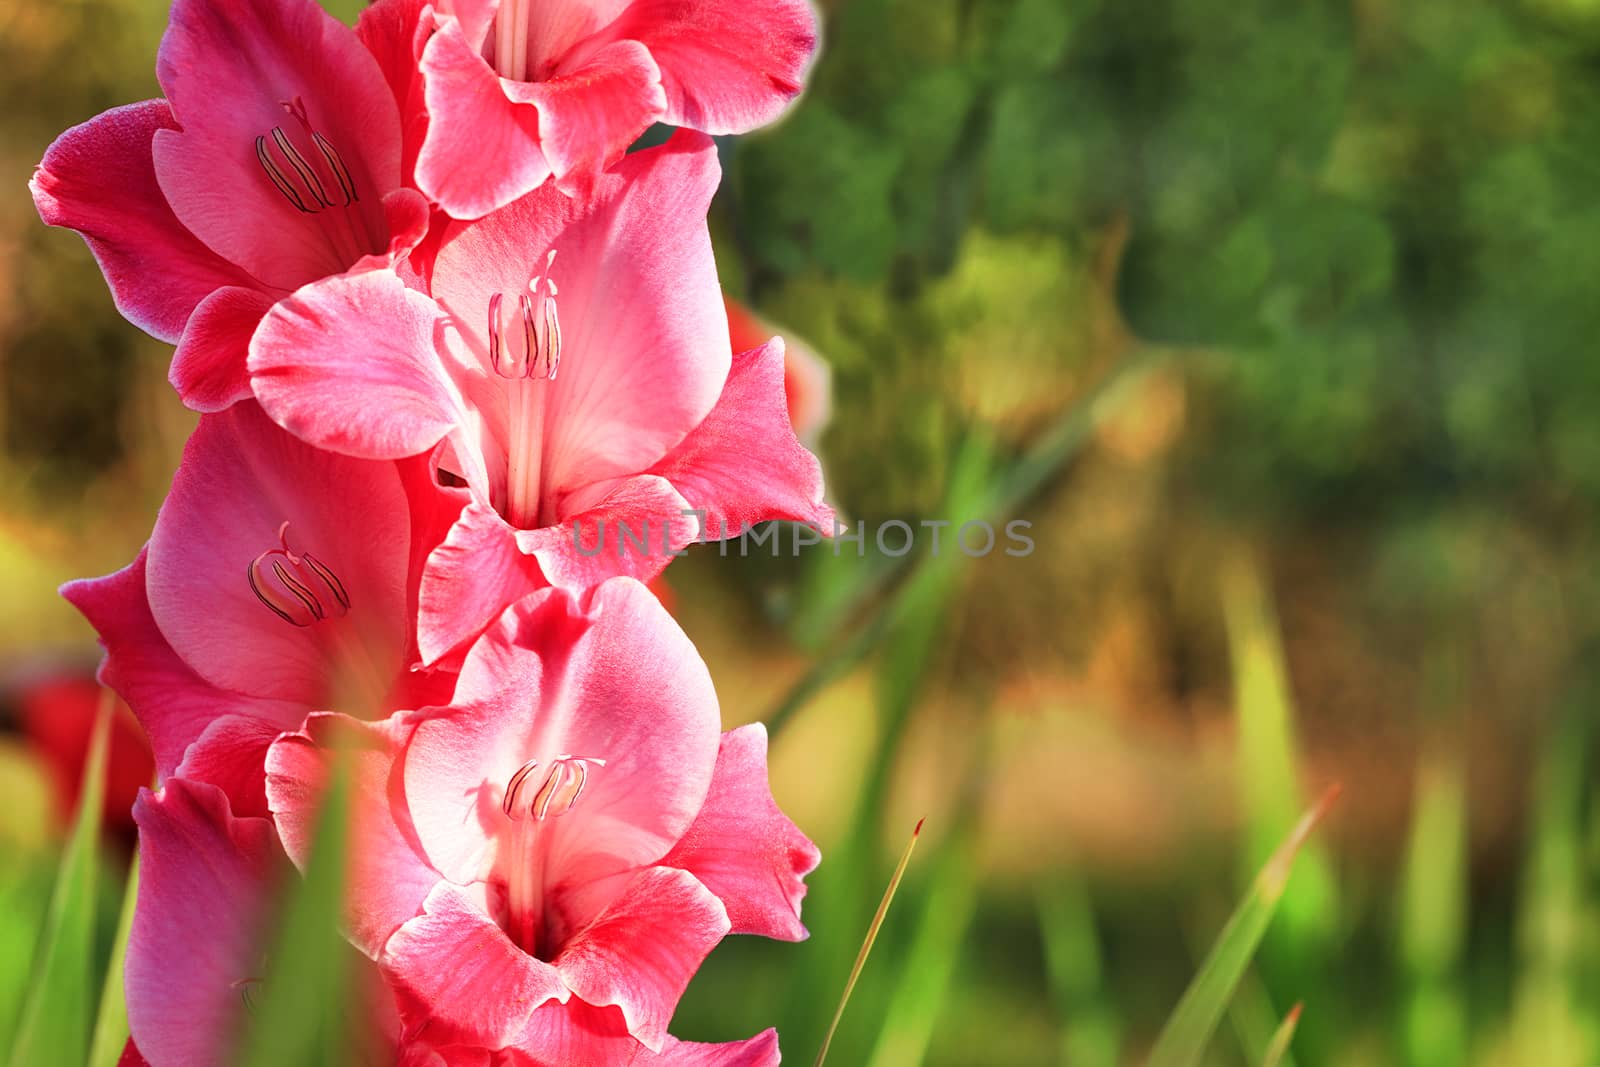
499 753 607 958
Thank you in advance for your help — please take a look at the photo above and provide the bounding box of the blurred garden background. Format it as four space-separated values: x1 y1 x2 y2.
3 0 1600 1063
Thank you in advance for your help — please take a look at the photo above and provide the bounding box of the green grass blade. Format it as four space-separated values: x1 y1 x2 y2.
1038 876 1120 1067
1210 952 1296 1067
1509 704 1590 1064
1221 550 1340 952
814 818 925 1067
787 431 991 1054
864 823 980 1067
7 691 111 1067
238 752 354 1067
1261 1004 1303 1067
1146 785 1340 1067
1398 742 1467 1067
87 850 139 1067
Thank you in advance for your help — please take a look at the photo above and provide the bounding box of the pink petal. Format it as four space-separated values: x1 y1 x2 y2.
404 579 719 896
651 338 832 538
416 17 550 219
153 0 401 290
60 549 304 779
512 39 665 197
430 132 729 503
618 0 817 134
249 270 461 462
417 476 694 664
724 294 831 444
29 99 253 342
555 867 730 1053
357 0 435 182
377 187 436 266
505 998 639 1066
265 712 439 958
652 1030 781 1067
145 401 412 709
126 780 284 1067
169 285 276 413
661 724 818 941
174 713 294 819
416 500 546 666
381 882 569 1049
401 1044 494 1067
519 474 695 590
436 0 499 53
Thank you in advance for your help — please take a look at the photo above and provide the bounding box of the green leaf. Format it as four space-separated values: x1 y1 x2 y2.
7 694 111 1067
238 751 355 1067
1146 785 1340 1067
87 851 139 1067
1261 1004 1303 1067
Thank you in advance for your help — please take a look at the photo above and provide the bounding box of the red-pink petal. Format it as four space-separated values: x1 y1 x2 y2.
415 500 544 666
265 712 439 958
382 882 569 1049
29 99 253 343
618 0 817 134
518 475 695 591
416 17 549 219
512 39 664 197
126 780 284 1066
651 338 832 539
661 724 818 941
505 998 639 1066
145 401 411 709
724 295 831 444
153 0 401 290
173 713 293 819
60 549 304 779
358 0 435 182
555 867 730 1053
249 269 463 462
169 285 276 413
652 1029 781 1067
117 1038 151 1067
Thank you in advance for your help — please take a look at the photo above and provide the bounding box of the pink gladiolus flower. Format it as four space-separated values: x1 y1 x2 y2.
264 579 817 1059
250 133 831 663
413 0 818 217
63 402 453 818
29 0 430 413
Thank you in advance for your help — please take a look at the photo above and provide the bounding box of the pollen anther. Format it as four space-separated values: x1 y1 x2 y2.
247 521 351 627
487 250 562 381
502 754 606 821
254 97 359 214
